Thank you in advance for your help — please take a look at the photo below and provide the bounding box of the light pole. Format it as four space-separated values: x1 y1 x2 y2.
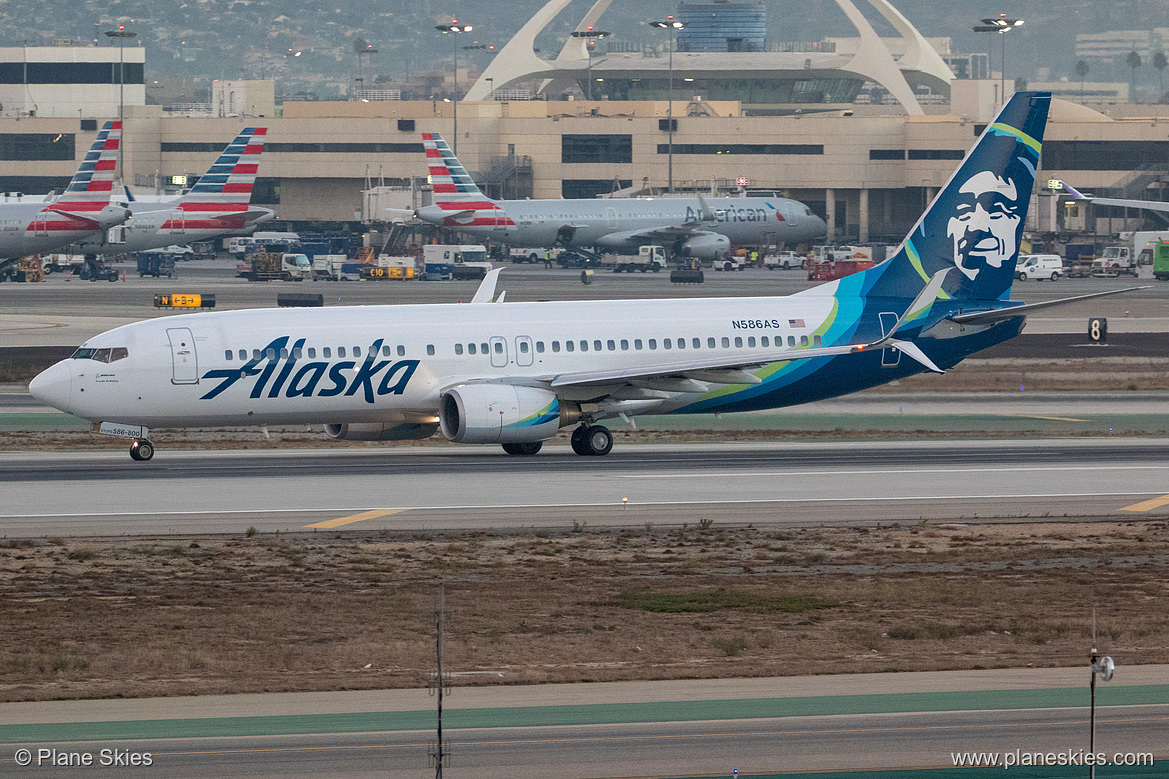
650 18 687 193
436 22 473 154
104 26 136 188
973 14 1023 107
570 29 611 101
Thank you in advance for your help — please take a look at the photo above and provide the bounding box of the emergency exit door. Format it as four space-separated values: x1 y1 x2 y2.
167 327 199 384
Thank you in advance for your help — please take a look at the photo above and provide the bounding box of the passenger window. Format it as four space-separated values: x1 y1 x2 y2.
280 348 289 359
634 339 643 350
734 337 743 348
787 336 795 347
399 345 406 357
338 347 346 358
292 348 302 359
494 342 503 354
536 341 545 353
353 346 361 357
800 335 809 346
307 348 316 359
708 337 716 348
552 341 561 353
594 340 602 351
748 337 756 347
676 338 685 349
427 344 435 356
468 343 477 355
721 337 730 348
566 340 574 352
480 343 488 354
266 348 276 360
455 343 464 355
620 339 628 350
382 345 391 357
664 338 672 350
607 340 616 351
224 350 232 360
323 347 331 358
580 341 588 352
520 341 529 353
649 339 657 350
814 335 822 347
761 337 769 348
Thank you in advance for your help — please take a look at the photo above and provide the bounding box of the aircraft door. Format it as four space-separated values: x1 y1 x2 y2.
605 207 618 229
489 336 508 368
515 336 533 367
878 312 900 368
167 327 200 384
31 215 49 236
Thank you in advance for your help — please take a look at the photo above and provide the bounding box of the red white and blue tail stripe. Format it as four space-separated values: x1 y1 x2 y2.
52 120 120 212
423 132 511 226
172 127 267 229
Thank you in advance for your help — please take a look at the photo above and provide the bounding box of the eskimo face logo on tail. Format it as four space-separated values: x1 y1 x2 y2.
199 337 418 403
947 171 1021 283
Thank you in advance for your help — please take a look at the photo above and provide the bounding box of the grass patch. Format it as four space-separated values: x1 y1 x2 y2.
619 589 836 614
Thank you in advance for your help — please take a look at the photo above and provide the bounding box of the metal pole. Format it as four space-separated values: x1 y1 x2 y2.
436 581 444 779
452 42 458 156
1000 34 1006 106
667 29 674 194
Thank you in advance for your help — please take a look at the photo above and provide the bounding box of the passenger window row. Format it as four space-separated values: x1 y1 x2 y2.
452 334 821 356
224 343 436 361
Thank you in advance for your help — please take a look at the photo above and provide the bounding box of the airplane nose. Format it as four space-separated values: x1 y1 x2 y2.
29 362 72 412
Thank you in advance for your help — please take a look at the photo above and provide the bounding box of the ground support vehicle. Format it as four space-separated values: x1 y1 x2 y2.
1015 254 1063 281
1152 242 1169 280
423 245 492 280
136 252 177 279
601 245 667 273
763 251 802 269
238 252 310 281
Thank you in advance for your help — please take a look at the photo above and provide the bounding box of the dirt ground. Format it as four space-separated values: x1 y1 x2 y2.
2 520 1167 703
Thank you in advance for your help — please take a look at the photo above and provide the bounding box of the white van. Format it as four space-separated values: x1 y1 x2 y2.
1016 254 1063 281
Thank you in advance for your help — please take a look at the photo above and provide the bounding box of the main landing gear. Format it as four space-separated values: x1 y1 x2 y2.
129 438 155 461
570 424 613 457
501 441 543 456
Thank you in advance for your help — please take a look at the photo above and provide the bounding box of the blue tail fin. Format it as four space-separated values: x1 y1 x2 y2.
869 91 1051 302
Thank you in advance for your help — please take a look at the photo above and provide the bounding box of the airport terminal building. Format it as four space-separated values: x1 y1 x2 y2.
0 1 1166 246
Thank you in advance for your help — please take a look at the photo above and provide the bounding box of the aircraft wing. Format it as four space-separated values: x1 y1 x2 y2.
1061 182 1169 213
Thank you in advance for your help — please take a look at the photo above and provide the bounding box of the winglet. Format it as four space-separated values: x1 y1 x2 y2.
470 266 503 304
696 193 717 222
1061 181 1088 200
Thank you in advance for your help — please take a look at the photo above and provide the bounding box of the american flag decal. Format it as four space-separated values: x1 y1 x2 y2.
789 319 805 328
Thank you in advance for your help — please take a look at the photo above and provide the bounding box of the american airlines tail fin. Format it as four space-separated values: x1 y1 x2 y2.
53 120 121 214
423 133 490 205
175 127 268 227
863 92 1051 303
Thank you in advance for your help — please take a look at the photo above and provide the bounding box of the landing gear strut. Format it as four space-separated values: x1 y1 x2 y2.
129 438 155 461
502 441 543 456
570 424 613 456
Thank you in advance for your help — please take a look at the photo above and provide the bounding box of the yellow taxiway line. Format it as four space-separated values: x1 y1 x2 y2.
306 509 404 529
1120 494 1169 512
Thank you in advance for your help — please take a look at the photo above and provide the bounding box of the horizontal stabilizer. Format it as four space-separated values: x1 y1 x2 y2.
887 339 944 374
950 286 1148 325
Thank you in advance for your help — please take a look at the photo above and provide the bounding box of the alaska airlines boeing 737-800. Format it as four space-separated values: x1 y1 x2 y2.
68 128 274 256
30 93 1132 461
401 133 826 259
0 121 129 262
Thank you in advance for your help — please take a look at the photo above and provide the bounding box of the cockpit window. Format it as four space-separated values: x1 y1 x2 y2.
71 347 129 363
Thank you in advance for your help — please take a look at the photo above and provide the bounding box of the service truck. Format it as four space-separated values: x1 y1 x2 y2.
238 252 311 281
763 250 802 270
510 246 563 264
1096 230 1169 276
423 244 492 280
1152 242 1169 280
600 245 668 273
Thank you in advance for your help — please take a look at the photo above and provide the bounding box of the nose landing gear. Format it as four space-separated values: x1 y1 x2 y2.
129 438 155 461
570 424 613 456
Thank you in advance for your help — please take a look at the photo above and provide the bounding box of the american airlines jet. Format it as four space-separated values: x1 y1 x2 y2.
31 93 1127 461
0 121 129 260
402 133 826 259
68 128 274 255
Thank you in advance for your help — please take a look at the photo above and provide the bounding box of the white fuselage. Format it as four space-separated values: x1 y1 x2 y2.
32 293 842 429
0 201 127 260
68 201 274 255
419 196 826 249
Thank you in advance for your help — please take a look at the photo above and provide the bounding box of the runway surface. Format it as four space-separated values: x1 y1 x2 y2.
3 667 1166 778
5 439 1169 537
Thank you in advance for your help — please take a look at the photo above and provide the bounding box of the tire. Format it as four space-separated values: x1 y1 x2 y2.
652 264 661 273
723 262 733 272
570 425 590 456
584 425 613 456
502 441 542 456
529 254 539 263
130 439 154 462
1050 272 1059 281
1016 272 1026 281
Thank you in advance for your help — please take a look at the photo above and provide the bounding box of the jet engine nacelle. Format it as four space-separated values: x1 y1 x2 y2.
324 421 438 441
439 384 576 444
683 232 731 260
